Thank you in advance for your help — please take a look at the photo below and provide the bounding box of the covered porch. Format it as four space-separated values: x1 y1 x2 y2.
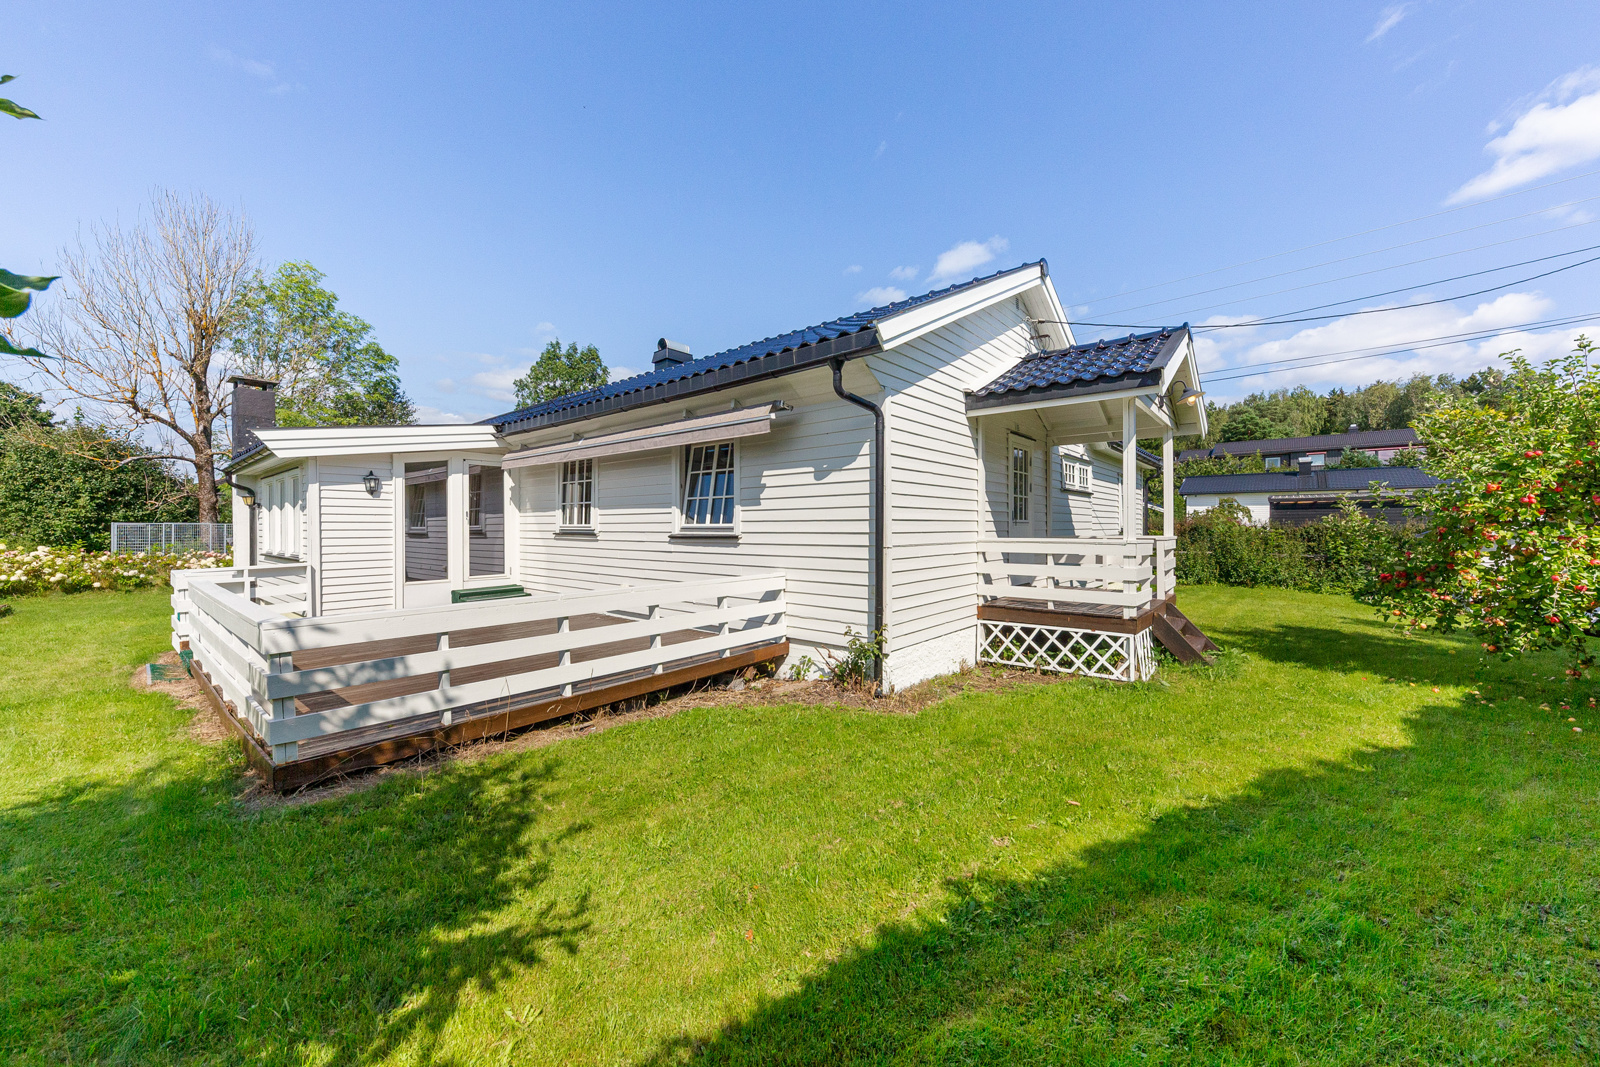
966 326 1214 680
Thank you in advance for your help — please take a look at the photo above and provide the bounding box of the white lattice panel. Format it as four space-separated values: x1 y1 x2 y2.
979 621 1155 681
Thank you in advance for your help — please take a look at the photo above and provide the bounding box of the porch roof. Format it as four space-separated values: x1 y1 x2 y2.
967 326 1189 409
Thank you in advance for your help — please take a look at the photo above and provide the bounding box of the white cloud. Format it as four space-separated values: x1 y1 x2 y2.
1365 3 1411 42
1449 67 1600 203
874 141 887 159
856 286 907 307
208 45 294 94
413 405 472 425
888 265 918 282
928 237 1009 284
1194 291 1578 398
843 264 863 275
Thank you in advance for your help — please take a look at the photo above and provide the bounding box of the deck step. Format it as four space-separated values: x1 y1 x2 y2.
1152 602 1219 665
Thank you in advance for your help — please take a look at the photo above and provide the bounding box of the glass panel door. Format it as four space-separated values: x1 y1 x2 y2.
404 461 449 582
467 463 505 577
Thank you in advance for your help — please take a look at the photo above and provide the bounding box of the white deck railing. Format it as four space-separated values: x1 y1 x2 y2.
978 536 1177 618
171 562 311 650
172 572 787 764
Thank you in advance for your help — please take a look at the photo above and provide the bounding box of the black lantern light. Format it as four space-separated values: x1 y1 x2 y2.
363 470 381 495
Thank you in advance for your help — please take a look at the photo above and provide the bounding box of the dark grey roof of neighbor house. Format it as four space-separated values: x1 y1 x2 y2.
966 326 1190 410
1197 427 1419 458
1180 466 1442 496
487 261 1047 435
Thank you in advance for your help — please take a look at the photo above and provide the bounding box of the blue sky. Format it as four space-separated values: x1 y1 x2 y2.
9 1 1600 420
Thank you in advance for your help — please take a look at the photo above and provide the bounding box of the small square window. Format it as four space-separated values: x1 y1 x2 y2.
1061 455 1092 493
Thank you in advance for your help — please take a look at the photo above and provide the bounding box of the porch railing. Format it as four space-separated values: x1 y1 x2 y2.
978 536 1177 618
173 571 786 763
171 562 311 649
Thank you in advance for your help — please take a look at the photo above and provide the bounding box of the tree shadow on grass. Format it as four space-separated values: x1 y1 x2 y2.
0 751 591 1065
634 621 1599 1064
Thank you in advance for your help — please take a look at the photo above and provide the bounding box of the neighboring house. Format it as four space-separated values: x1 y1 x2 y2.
1178 427 1421 468
1180 463 1442 525
179 261 1211 789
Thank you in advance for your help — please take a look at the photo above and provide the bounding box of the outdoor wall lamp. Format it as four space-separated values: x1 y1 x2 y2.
362 470 381 496
1173 380 1203 406
236 486 256 508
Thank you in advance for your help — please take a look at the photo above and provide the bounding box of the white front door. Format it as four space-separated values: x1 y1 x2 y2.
1007 433 1035 538
402 458 511 609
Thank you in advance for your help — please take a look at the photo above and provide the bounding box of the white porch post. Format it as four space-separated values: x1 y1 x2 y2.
1121 398 1138 538
1162 429 1175 537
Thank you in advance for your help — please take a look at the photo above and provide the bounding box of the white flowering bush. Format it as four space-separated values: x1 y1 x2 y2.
0 544 231 597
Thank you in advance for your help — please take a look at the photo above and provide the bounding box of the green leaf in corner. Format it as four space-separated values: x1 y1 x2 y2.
0 284 31 319
0 97 41 121
0 75 14 86
0 270 58 292
0 333 49 359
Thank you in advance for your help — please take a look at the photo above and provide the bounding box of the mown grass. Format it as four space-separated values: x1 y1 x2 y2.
0 585 1596 1065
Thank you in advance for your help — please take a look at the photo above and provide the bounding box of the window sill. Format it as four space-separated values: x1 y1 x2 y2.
1061 488 1093 497
555 528 597 538
670 529 739 541
260 552 302 562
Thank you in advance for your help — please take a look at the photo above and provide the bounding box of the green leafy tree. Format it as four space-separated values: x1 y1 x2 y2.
1374 339 1600 674
229 262 414 426
512 339 607 408
1218 407 1293 443
1328 448 1383 469
0 383 198 548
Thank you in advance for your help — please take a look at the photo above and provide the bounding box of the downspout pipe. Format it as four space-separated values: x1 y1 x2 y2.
831 356 886 688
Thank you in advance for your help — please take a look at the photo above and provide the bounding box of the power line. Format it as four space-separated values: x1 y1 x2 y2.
1202 312 1600 384
1123 215 1600 322
1072 165 1600 309
1092 196 1600 319
1195 251 1600 330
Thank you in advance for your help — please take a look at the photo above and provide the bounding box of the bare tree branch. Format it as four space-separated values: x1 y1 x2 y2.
10 190 257 522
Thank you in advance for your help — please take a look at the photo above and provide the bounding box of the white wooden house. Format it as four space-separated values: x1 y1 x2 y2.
174 261 1211 789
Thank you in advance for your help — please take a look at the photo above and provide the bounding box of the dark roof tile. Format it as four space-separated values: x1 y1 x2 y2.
968 326 1188 403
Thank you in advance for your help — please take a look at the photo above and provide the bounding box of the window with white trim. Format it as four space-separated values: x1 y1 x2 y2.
260 469 304 558
1061 454 1092 494
682 442 736 527
1010 443 1032 524
560 458 594 528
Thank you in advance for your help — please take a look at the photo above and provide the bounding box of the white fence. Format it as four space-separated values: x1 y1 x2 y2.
171 571 787 764
978 536 1177 617
112 522 233 555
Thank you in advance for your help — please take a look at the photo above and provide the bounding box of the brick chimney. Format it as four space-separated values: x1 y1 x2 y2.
230 376 278 457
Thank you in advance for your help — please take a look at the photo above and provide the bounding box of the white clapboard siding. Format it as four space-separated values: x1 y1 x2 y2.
874 298 1039 687
515 392 873 655
1049 445 1127 538
318 456 396 615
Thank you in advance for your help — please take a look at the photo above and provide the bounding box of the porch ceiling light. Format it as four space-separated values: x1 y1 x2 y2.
363 470 381 496
1174 380 1203 407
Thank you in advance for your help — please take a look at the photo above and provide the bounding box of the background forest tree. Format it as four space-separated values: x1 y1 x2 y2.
229 261 415 426
512 339 607 408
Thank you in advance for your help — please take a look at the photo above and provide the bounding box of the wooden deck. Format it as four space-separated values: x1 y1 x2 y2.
191 632 788 792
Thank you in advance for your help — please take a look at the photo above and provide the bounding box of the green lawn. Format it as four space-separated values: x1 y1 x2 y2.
1 586 1597 1065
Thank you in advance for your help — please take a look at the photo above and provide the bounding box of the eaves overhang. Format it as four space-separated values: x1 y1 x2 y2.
494 328 881 437
964 368 1164 413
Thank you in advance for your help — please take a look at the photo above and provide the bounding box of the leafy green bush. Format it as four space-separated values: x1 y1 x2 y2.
1177 500 1413 594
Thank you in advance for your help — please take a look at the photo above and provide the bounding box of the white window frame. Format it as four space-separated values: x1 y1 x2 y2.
406 481 428 533
1008 435 1033 526
559 458 594 529
1060 452 1092 494
259 468 304 559
677 441 739 533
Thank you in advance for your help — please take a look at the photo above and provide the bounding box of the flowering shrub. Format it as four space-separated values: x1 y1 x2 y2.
1374 340 1600 674
0 543 230 597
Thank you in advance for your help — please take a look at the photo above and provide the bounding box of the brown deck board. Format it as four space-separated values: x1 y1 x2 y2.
978 596 1171 634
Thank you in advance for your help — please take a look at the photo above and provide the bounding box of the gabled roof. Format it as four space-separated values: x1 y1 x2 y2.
1179 466 1441 496
488 261 1049 436
1198 428 1419 458
966 326 1190 409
